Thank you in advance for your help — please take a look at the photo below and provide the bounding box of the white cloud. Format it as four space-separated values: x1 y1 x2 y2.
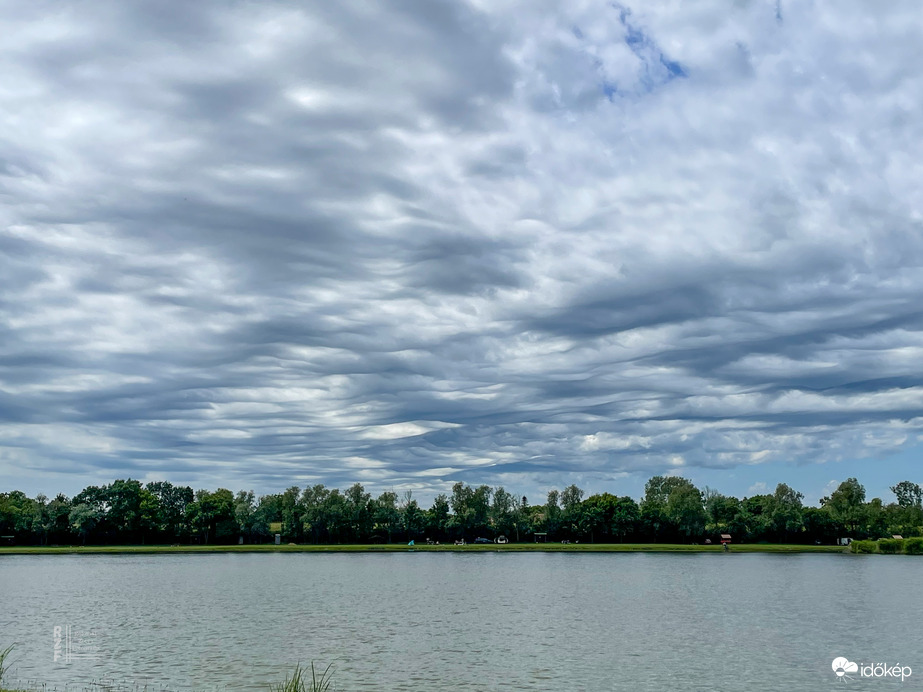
1 1 922 499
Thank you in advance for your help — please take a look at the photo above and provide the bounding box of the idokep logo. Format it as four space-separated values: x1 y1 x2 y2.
832 657 859 680
832 657 912 682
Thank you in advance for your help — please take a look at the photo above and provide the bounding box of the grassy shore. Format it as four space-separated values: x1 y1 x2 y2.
0 542 846 555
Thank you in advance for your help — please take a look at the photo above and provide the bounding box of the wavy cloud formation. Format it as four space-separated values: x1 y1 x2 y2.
2 1 922 498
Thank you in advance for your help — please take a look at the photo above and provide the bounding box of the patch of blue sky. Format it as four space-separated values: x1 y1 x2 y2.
574 5 687 103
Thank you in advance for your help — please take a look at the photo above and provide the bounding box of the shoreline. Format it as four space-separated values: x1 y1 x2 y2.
0 543 848 555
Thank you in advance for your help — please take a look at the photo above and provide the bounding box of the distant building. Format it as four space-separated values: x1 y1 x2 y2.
891 535 903 540
720 534 732 544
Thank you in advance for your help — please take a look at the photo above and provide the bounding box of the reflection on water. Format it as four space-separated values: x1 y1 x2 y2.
1 552 920 691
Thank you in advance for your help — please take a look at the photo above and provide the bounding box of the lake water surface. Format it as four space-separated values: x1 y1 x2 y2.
1 552 920 690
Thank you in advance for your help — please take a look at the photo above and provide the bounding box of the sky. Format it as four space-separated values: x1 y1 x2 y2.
1 1 922 506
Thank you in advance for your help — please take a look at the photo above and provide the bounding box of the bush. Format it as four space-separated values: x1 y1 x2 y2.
904 537 923 555
877 538 904 554
851 540 878 554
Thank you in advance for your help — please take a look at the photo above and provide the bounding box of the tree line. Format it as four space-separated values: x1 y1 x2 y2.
1 476 921 546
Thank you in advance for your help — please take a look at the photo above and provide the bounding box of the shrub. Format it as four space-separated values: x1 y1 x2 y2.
904 537 923 555
851 540 878 554
877 538 904 554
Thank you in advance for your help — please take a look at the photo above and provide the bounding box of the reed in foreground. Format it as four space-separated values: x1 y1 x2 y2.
269 663 335 692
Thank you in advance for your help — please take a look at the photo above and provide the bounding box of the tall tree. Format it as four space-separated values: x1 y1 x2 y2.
824 478 866 535
427 494 450 541
490 487 515 538
544 489 562 537
666 483 706 539
345 483 372 542
401 491 423 541
234 490 256 542
611 496 641 542
375 491 400 543
770 483 804 540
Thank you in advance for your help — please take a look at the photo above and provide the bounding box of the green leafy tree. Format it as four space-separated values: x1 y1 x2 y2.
666 483 706 539
280 486 304 543
890 481 923 533
770 483 804 541
490 487 515 538
544 489 562 537
146 481 193 541
449 483 474 539
704 489 739 533
401 491 424 541
864 498 888 538
560 485 584 537
471 485 492 536
375 491 400 543
69 503 101 545
426 494 450 541
234 490 256 542
891 481 922 508
824 478 866 535
345 483 372 542
802 506 839 544
611 496 641 542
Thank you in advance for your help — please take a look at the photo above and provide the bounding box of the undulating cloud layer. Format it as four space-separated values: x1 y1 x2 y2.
2 1 922 498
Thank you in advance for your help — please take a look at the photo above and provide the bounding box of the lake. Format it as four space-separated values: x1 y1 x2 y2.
1 552 920 690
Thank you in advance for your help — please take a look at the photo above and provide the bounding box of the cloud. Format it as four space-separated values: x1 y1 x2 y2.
2 1 923 498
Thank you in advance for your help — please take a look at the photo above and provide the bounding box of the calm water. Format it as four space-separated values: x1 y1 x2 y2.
1 552 920 691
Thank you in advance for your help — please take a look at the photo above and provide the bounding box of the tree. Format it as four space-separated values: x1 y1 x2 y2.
738 495 774 542
69 503 101 545
345 483 372 542
890 481 923 533
189 488 236 544
560 485 584 537
470 485 492 536
544 490 562 537
579 493 638 543
234 491 256 542
865 497 888 538
320 489 349 543
46 494 72 544
890 481 922 508
611 496 640 542
666 483 706 539
147 481 193 541
579 497 606 543
704 489 739 532
138 488 161 544
490 487 515 538
31 494 49 546
0 491 36 541
641 476 699 541
401 491 424 541
449 483 474 538
375 491 400 543
280 486 304 543
427 494 450 541
803 507 839 544
824 478 866 535
770 483 804 541
641 476 703 541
